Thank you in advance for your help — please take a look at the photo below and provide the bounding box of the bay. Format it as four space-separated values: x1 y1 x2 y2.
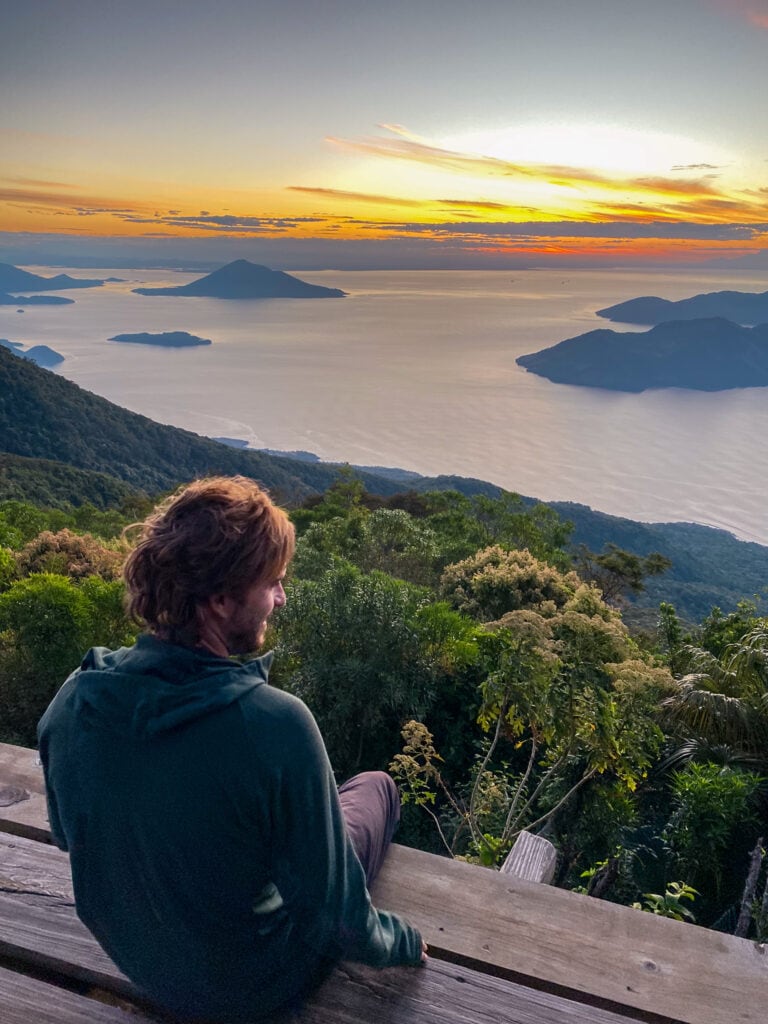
5 265 768 545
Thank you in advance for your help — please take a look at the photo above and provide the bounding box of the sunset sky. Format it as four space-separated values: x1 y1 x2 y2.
2 0 768 267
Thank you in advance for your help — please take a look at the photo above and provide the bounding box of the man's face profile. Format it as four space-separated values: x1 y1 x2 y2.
201 572 288 657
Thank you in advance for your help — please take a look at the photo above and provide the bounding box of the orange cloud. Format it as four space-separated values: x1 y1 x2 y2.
327 128 728 204
287 186 423 207
0 184 147 214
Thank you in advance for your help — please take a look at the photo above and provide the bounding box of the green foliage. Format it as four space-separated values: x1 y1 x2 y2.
417 490 573 570
272 561 477 776
0 451 143 511
0 547 15 591
632 882 698 922
15 529 123 580
391 553 670 864
0 572 135 745
0 499 133 546
440 545 581 621
663 763 761 919
661 623 768 766
575 543 671 605
697 601 763 659
293 506 440 586
665 764 760 871
0 501 56 547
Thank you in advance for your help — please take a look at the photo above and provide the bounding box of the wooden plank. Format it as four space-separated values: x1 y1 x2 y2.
501 830 557 884
0 913 641 1024
0 836 641 1024
0 964 152 1024
373 844 767 1024
0 742 51 843
4 746 765 1023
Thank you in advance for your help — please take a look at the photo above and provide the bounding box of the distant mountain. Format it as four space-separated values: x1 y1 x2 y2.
597 289 768 325
108 331 212 348
0 262 103 291
0 344 398 499
545 501 768 623
517 317 768 391
0 292 74 306
0 340 64 368
132 259 346 299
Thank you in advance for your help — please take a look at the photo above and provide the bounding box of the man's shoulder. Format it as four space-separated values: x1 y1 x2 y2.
237 679 323 748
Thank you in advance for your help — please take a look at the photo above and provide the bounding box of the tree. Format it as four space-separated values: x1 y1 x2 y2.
575 543 671 606
15 529 123 580
0 572 135 744
272 562 454 776
293 507 440 586
661 622 768 770
439 545 581 621
393 551 671 865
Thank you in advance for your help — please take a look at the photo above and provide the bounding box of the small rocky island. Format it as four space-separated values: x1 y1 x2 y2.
516 317 768 392
132 259 346 299
597 288 768 325
108 331 212 348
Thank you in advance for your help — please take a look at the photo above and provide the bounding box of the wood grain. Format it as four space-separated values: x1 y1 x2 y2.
0 965 155 1024
0 743 50 842
373 844 767 1024
0 913 642 1024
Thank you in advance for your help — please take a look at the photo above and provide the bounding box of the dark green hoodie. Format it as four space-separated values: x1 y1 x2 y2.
37 635 421 1021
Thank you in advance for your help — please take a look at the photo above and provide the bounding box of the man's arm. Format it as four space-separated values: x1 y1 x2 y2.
264 696 423 968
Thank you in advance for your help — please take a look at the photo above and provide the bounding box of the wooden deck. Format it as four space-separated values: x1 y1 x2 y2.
1 741 766 1023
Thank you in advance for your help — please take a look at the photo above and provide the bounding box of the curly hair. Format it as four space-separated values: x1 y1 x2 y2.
123 476 295 645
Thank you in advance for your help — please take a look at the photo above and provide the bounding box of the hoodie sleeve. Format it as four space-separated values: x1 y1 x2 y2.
37 677 75 852
265 696 422 968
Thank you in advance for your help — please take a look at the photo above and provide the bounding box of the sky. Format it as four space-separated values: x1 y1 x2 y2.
2 0 768 268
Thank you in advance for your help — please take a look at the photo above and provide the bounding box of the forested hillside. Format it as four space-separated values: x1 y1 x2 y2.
1 343 766 621
0 345 400 499
0 452 142 510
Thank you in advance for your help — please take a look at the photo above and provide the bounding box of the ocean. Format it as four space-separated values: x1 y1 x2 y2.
5 265 768 545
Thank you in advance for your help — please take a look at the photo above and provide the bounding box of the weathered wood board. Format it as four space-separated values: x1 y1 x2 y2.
0 742 50 842
0 838 641 1024
373 844 767 1024
501 829 557 883
0 965 152 1024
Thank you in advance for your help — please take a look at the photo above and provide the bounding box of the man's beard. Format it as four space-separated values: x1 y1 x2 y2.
226 621 266 656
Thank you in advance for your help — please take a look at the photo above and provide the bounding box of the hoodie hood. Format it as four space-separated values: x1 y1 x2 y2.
72 633 272 737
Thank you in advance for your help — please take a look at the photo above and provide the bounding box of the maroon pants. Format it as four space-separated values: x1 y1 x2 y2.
337 771 400 888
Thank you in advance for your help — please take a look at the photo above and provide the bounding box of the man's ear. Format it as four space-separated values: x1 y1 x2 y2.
200 593 235 623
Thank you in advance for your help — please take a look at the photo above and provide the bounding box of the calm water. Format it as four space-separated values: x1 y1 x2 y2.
5 265 768 545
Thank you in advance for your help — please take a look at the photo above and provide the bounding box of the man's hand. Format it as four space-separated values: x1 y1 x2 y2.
421 939 429 963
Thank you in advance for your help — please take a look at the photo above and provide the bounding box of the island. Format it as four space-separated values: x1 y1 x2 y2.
0 339 65 368
0 292 74 306
516 317 768 392
132 259 346 299
0 262 104 291
597 288 768 325
108 331 212 348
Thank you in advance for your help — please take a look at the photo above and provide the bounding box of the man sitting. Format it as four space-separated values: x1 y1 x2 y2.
38 476 424 1022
